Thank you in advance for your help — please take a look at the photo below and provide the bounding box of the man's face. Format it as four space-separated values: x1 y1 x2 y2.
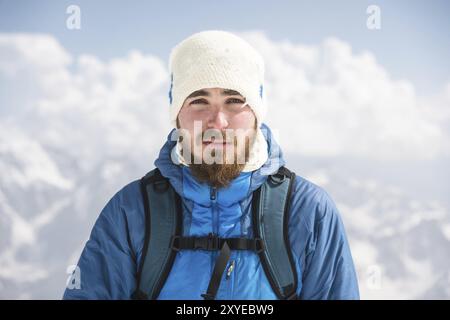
177 87 257 188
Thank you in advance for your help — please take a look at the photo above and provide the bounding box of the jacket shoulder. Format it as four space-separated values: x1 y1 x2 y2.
289 174 341 233
100 178 146 256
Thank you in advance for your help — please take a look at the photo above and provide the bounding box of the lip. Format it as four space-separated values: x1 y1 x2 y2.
202 141 231 145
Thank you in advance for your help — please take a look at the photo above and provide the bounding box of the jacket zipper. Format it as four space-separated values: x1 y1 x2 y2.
210 186 218 272
210 186 237 299
210 186 218 234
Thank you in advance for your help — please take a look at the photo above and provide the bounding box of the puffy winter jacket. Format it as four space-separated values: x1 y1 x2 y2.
63 123 359 300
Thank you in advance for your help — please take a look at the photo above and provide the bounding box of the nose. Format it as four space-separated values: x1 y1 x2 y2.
208 109 229 130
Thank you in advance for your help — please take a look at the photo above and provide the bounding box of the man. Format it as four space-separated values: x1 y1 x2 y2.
63 30 359 300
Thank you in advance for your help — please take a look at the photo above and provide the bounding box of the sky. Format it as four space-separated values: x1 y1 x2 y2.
0 0 449 96
0 0 449 299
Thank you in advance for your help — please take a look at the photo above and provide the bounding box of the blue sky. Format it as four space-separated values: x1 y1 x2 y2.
0 0 449 96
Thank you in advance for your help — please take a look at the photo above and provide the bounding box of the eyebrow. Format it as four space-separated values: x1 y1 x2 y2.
186 89 243 99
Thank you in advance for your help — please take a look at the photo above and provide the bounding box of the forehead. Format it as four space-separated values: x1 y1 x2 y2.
186 88 243 99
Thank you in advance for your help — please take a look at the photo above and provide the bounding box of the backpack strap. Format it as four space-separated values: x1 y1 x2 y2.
131 168 182 300
252 166 298 300
200 240 231 300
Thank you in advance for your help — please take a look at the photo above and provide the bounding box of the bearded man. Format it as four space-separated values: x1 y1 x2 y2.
63 30 359 300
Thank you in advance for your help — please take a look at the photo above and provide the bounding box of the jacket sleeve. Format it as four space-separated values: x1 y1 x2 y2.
63 189 137 300
296 183 360 300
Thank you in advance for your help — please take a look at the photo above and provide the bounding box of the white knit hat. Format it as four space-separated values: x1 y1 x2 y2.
168 30 267 128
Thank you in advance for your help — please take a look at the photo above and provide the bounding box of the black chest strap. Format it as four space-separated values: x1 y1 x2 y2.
170 233 264 252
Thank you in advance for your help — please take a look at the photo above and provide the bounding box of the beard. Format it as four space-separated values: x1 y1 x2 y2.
186 132 255 189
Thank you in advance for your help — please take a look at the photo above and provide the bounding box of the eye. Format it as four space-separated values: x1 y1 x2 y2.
226 98 245 104
190 98 208 105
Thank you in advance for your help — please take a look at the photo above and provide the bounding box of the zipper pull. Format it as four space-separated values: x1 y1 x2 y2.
210 186 217 201
226 260 235 280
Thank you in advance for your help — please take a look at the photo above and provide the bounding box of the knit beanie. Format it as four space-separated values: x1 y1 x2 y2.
168 30 267 128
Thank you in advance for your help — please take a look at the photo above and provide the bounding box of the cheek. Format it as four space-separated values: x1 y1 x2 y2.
177 107 189 127
230 110 256 128
179 108 208 130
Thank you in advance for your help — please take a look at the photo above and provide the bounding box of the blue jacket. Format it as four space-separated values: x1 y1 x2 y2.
63 124 359 300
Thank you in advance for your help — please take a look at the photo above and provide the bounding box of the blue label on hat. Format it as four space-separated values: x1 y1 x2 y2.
168 73 173 104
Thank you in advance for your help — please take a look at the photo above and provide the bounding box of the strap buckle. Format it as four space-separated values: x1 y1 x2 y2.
131 290 148 300
200 293 215 300
269 172 286 184
254 237 265 253
286 291 298 300
170 235 181 252
205 233 219 250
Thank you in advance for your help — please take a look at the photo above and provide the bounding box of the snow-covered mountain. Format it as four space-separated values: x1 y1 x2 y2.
290 157 450 299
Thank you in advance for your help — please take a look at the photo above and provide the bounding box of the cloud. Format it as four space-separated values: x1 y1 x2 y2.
2 31 449 162
0 32 172 175
239 31 449 160
0 33 173 296
0 123 73 189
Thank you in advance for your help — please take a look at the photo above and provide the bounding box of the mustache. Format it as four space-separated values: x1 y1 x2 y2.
195 129 253 144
